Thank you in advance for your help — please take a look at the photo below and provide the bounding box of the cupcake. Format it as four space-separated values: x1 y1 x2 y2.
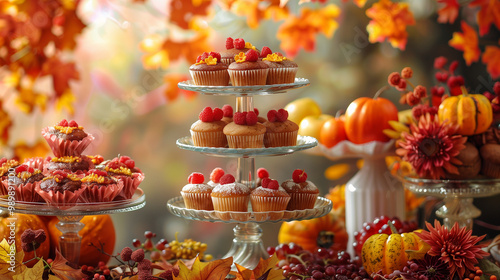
208 167 225 188
0 158 20 192
1 164 44 202
23 157 45 171
105 155 144 200
223 111 266 148
228 49 269 86
263 109 299 147
211 174 251 221
250 178 290 221
480 144 500 178
189 52 230 86
43 155 94 175
281 169 319 210
261 50 298 84
181 172 213 210
221 104 233 124
190 107 228 147
255 167 269 188
445 142 481 179
36 170 84 209
41 119 94 157
79 169 123 203
220 37 259 65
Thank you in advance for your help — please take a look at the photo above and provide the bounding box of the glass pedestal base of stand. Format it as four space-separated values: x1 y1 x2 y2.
56 215 85 264
222 223 268 270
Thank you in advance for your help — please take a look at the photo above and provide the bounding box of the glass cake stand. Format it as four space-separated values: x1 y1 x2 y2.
401 177 500 230
0 188 146 265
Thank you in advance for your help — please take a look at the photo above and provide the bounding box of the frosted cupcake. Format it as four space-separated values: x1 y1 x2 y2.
79 169 124 203
36 170 84 209
1 164 44 202
281 169 319 210
189 52 229 86
41 119 94 157
250 178 290 221
105 155 144 200
228 49 269 86
181 172 213 210
223 111 266 148
263 109 299 147
190 107 227 147
211 174 251 221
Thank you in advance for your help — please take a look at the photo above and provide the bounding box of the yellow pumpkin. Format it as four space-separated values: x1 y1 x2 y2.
438 89 493 135
278 212 348 252
361 222 428 275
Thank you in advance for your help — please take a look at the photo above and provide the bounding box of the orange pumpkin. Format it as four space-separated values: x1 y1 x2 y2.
47 215 116 266
438 89 493 135
0 213 51 267
278 212 348 252
319 117 348 148
344 97 399 144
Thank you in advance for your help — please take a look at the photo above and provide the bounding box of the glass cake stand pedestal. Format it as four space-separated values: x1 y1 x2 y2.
401 177 500 230
0 189 146 265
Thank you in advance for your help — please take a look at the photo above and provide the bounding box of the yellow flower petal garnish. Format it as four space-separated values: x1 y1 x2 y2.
54 125 84 134
263 53 284 62
204 56 217 65
234 52 246 63
245 42 257 50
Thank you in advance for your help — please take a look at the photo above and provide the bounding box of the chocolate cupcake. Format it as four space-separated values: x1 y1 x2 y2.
445 142 481 179
105 155 144 200
228 49 269 86
80 169 123 203
480 144 500 178
189 52 229 86
43 155 94 174
41 119 94 157
0 164 44 202
36 170 84 209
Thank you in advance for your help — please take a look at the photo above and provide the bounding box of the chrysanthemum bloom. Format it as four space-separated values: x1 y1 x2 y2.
415 221 489 279
396 113 467 179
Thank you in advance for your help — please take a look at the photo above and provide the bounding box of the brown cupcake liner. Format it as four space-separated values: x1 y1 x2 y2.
42 127 95 157
79 180 124 203
264 131 298 147
190 130 227 147
113 172 144 200
286 193 318 210
181 191 214 210
228 69 269 86
226 134 264 148
189 70 230 86
250 195 290 221
266 68 298 85
1 180 44 202
35 184 85 210
212 195 249 221
221 58 235 65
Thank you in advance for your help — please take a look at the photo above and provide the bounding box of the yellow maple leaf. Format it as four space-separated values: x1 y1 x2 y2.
55 89 75 115
230 0 288 29
449 21 481 66
481 40 500 80
12 258 44 280
0 238 26 278
231 254 283 280
14 86 47 114
366 0 415 50
173 256 232 280
277 4 341 57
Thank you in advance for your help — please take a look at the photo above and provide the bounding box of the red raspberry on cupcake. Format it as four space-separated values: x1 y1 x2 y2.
220 37 260 65
181 172 213 210
263 108 299 147
223 111 266 148
189 51 229 86
208 167 225 188
281 169 319 210
190 106 228 148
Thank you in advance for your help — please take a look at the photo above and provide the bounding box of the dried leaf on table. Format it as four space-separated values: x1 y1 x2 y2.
232 254 283 280
0 239 26 278
449 21 481 66
173 256 232 280
469 0 500 36
437 0 460 24
482 41 500 80
12 258 43 280
49 250 86 280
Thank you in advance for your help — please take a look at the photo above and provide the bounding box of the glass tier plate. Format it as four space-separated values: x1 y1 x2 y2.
177 78 310 96
0 188 146 216
402 177 500 198
176 135 317 157
167 196 332 223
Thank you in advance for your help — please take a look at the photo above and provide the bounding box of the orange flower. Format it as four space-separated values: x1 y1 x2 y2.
366 0 415 50
449 21 481 66
482 41 500 80
228 0 288 29
277 4 340 57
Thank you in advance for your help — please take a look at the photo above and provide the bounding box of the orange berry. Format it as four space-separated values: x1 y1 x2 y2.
469 273 476 279
474 276 481 280
476 270 483 276
491 275 497 280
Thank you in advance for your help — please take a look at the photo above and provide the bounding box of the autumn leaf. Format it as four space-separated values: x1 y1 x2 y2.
53 7 87 51
449 21 481 66
469 0 500 36
41 56 80 98
229 0 288 29
55 90 76 115
163 32 211 66
232 254 283 280
13 139 51 163
437 0 460 24
277 4 341 57
0 102 12 145
341 0 367 7
139 34 170 70
12 258 44 280
163 73 196 102
49 250 85 280
482 41 500 80
0 239 26 278
14 87 48 113
366 0 415 50
173 256 232 280
169 0 213 29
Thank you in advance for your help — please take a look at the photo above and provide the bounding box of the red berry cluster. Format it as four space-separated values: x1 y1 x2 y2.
188 172 204 184
209 167 225 183
131 231 170 262
15 164 35 174
411 104 438 120
292 169 307 183
52 169 70 180
261 177 279 190
20 228 46 252
195 51 221 63
219 174 235 184
267 109 289 122
387 67 427 106
233 111 258 125
57 119 79 127
199 106 224 122
107 155 135 170
245 49 259 62
260 46 272 58
87 169 107 177
484 81 500 116
81 261 111 280
431 56 465 106
234 38 245 49
221 104 233 117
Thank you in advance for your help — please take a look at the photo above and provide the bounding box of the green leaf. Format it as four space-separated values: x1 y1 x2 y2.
478 258 500 280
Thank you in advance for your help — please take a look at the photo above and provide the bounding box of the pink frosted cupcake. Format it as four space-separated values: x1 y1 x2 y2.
228 49 269 86
105 155 144 200
281 169 319 210
211 174 251 221
41 119 94 157
189 52 229 86
1 164 44 202
181 172 213 210
223 111 266 148
250 178 290 221
190 107 228 147
208 167 225 188
263 109 298 147
79 169 124 203
36 170 84 209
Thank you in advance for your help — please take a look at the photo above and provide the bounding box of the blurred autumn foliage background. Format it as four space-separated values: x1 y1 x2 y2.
0 0 499 257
